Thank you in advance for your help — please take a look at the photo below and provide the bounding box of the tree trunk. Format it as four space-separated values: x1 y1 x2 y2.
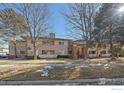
109 24 115 59
33 41 37 60
84 47 88 60
96 44 100 58
14 42 17 58
84 41 88 60
26 38 28 57
109 24 115 60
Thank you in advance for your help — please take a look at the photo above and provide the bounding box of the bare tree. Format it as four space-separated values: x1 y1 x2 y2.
0 8 28 57
13 4 51 60
63 3 100 59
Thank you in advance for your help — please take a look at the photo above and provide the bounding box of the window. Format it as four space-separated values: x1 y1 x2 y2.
42 41 48 44
108 50 111 53
42 50 47 54
42 40 54 45
49 50 55 55
50 41 55 45
27 47 31 50
28 40 33 44
20 51 25 54
89 51 96 54
59 42 64 45
58 50 64 55
68 50 72 55
42 50 55 55
101 50 106 54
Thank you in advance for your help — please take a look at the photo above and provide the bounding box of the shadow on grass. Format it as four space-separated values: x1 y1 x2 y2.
2 65 124 81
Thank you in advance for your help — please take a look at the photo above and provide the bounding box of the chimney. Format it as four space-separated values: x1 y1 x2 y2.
49 33 55 38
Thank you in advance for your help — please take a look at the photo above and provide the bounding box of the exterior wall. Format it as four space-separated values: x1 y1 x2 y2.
37 39 69 58
9 38 70 58
9 41 27 57
88 47 111 58
88 48 98 58
9 38 118 59
72 45 77 58
72 43 85 59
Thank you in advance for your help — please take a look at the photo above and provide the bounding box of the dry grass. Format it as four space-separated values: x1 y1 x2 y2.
1 58 124 80
0 59 67 80
116 57 124 63
0 59 67 65
0 64 39 80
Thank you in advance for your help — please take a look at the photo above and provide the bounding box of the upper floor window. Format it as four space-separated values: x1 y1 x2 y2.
59 41 64 45
27 47 31 50
42 50 47 54
101 50 106 54
20 51 25 54
42 40 54 45
49 50 55 55
27 40 33 44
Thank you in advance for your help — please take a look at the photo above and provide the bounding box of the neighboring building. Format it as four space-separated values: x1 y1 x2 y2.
87 42 123 58
88 47 111 58
0 47 9 55
9 40 27 57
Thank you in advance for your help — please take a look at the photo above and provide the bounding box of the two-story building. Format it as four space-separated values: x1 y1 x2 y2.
9 33 86 59
10 33 118 59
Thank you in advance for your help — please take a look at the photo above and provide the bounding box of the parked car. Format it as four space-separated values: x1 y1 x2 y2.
0 54 8 58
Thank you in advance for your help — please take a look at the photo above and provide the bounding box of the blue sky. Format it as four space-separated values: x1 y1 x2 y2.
0 4 69 48
48 4 67 38
0 4 68 38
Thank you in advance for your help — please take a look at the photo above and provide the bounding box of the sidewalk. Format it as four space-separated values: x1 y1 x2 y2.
1 78 124 85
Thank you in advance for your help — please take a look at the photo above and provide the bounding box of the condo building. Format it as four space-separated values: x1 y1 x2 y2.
9 33 122 59
9 33 86 59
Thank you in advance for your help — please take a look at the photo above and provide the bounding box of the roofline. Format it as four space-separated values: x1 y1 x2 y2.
21 36 72 41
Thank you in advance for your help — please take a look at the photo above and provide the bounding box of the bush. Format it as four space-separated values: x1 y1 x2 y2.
57 55 70 58
112 47 121 53
111 46 122 57
25 56 41 59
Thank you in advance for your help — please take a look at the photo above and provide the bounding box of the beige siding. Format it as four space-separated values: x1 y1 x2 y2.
9 38 70 58
9 41 27 56
37 39 69 58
